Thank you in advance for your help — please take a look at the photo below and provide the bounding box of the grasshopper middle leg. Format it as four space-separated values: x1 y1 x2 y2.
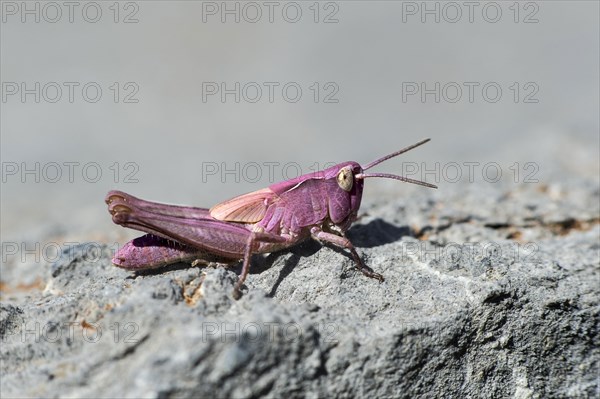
233 231 289 299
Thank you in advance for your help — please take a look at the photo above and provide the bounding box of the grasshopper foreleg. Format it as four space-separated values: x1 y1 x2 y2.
310 227 384 282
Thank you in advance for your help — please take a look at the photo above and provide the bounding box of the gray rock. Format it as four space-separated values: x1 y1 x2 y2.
1 182 598 398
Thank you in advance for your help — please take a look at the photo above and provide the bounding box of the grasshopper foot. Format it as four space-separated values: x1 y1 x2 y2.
232 285 243 300
232 275 246 300
359 267 384 282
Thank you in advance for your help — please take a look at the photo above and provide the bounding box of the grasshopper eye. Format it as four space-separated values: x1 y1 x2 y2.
336 167 354 192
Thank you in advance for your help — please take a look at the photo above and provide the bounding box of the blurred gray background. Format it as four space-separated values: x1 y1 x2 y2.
1 1 598 246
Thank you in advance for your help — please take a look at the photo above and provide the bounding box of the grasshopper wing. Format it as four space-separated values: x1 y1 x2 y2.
108 191 259 257
106 190 211 219
108 190 288 261
109 203 254 257
209 188 276 223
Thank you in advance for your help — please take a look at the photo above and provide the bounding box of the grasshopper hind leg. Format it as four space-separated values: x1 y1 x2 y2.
114 234 235 271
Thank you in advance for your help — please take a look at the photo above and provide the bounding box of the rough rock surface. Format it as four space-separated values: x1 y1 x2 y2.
1 182 599 398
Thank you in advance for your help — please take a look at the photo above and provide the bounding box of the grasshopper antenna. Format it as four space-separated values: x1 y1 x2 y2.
356 138 437 189
362 138 431 171
355 173 437 189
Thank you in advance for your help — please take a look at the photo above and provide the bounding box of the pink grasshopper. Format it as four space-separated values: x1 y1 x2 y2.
106 139 437 299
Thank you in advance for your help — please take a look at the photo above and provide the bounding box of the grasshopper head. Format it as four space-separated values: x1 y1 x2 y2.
321 161 364 226
324 139 437 227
